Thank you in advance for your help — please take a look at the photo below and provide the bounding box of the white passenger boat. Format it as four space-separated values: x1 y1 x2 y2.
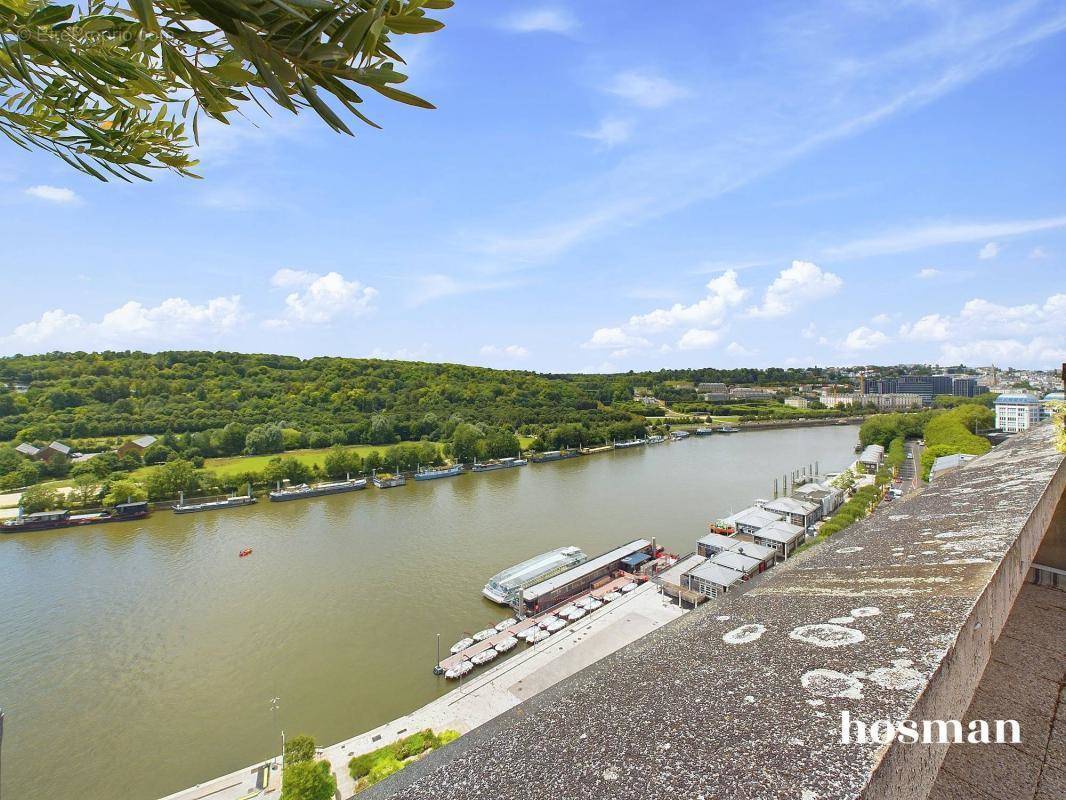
603 591 621 602
482 546 588 605
450 637 474 654
556 604 577 617
471 648 498 666
575 596 594 609
565 607 587 621
494 636 519 653
445 660 473 679
472 628 497 642
528 629 550 643
586 598 603 611
621 581 639 593
517 626 539 641
494 618 517 631
537 615 559 629
545 618 567 633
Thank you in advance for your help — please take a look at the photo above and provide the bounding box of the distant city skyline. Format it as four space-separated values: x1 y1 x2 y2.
2 0 1064 370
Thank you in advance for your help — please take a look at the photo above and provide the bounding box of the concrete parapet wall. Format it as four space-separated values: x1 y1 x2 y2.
365 424 1065 800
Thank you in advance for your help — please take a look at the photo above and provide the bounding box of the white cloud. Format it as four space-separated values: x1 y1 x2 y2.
677 329 721 350
897 292 1066 367
746 261 842 318
270 268 317 288
368 344 433 361
842 326 891 351
1029 246 1048 259
940 336 1066 366
726 341 756 357
605 70 689 109
407 273 517 306
501 8 577 34
577 117 633 148
266 270 376 327
824 215 1066 260
628 270 747 332
582 327 650 350
480 344 529 359
25 185 80 204
977 241 1000 260
801 322 818 339
899 313 952 342
580 360 619 374
4 296 244 352
917 268 941 279
871 313 891 326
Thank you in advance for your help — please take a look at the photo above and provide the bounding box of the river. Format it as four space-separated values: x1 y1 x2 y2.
0 424 858 799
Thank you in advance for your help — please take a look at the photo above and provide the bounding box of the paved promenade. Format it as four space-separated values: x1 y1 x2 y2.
160 582 686 800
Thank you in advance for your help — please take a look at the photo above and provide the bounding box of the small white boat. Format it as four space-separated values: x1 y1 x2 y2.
450 637 474 654
603 591 621 602
565 607 587 621
621 582 639 593
445 660 473 679
586 599 603 611
471 648 498 666
528 629 550 643
576 596 595 609
472 628 497 642
494 618 517 632
538 615 559 629
556 605 577 617
545 618 567 633
517 626 539 641
495 635 519 653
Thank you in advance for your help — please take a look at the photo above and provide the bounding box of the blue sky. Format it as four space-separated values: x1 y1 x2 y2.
2 0 1065 371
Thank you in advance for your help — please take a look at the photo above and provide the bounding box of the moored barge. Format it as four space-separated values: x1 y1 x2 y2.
471 456 528 472
1 501 150 533
268 477 367 502
482 545 588 605
414 464 463 481
529 449 581 463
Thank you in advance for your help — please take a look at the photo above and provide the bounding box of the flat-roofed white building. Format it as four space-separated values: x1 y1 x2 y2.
762 496 822 529
995 393 1043 432
857 444 885 474
710 549 764 578
681 561 743 598
792 481 845 516
753 519 806 560
722 506 784 536
696 532 739 557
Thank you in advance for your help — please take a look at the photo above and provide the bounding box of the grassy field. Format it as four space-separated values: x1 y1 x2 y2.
130 436 538 481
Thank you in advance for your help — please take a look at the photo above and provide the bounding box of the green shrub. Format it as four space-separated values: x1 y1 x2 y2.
280 759 335 800
285 735 316 765
348 728 459 788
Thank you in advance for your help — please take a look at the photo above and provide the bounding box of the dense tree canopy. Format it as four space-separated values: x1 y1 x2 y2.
0 351 839 446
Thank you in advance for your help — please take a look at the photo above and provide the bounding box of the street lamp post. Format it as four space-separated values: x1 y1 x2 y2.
270 697 284 774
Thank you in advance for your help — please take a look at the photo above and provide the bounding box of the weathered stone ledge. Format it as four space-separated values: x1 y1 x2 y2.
365 424 1065 800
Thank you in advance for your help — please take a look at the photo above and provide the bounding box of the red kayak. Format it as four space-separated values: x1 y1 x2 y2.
239 548 253 558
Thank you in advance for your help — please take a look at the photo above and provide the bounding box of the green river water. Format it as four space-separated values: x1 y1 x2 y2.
0 424 859 799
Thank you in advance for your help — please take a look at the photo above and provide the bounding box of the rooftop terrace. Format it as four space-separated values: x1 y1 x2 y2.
366 423 1065 800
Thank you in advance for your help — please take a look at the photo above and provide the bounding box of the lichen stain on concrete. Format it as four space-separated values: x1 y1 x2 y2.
850 607 881 618
801 668 864 699
790 624 866 648
867 661 923 691
723 623 767 644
